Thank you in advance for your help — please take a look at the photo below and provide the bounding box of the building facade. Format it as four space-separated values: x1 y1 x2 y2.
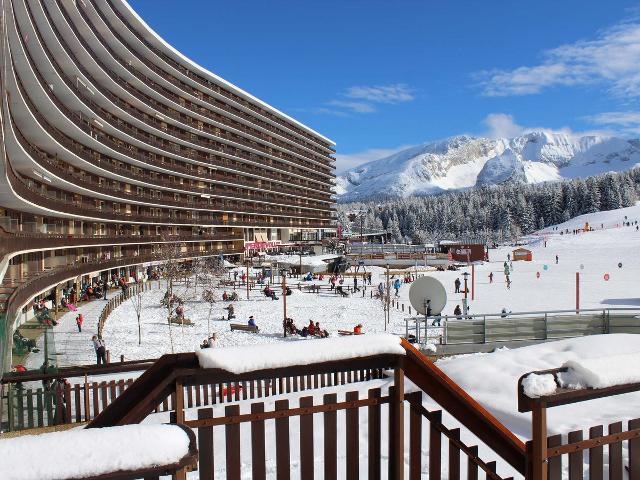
0 0 336 373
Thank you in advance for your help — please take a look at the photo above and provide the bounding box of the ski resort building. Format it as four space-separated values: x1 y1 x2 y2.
0 0 336 375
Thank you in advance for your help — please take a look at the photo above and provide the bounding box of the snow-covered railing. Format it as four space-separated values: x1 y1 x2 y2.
85 336 527 479
518 363 640 479
0 424 197 480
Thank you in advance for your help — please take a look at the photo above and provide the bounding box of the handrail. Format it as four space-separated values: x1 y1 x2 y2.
85 339 527 474
401 339 527 474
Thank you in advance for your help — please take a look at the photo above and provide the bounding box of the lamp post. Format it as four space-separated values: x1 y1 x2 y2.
462 272 470 316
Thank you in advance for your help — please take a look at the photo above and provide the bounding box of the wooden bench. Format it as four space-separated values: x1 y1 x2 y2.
169 316 193 325
230 324 259 333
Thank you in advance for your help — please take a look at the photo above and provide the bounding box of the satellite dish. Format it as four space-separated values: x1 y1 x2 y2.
409 276 447 315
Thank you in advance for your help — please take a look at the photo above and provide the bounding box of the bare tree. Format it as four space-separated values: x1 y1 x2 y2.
154 239 187 353
199 257 227 337
129 283 144 345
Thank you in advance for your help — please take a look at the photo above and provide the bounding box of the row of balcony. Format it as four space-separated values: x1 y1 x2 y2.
13 122 334 223
63 0 334 173
98 0 335 157
14 6 333 199
7 163 334 230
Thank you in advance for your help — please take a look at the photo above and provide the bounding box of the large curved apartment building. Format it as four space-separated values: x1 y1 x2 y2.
0 0 336 373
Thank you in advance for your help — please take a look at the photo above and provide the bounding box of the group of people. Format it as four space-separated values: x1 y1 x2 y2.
283 318 329 338
200 333 218 349
32 299 57 326
222 291 239 302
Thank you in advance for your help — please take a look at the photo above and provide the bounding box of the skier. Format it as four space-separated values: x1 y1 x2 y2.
488 272 494 284
506 277 512 290
393 278 401 297
555 254 559 264
454 277 461 293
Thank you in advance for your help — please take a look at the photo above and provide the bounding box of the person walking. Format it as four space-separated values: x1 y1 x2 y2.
488 272 494 284
555 254 559 264
75 313 83 333
367 272 372 285
454 277 461 293
353 276 360 292
506 277 512 290
393 278 401 297
92 335 107 365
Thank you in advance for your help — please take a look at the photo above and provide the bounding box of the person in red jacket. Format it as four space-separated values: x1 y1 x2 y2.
76 314 83 332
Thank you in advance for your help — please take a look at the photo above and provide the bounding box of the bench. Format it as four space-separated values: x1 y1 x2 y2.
169 316 193 325
338 330 364 336
230 324 259 333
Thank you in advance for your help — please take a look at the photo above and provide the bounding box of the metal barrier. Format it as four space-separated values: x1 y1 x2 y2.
405 308 640 346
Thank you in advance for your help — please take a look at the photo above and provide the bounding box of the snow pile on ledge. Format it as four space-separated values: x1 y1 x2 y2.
0 424 189 480
196 333 404 373
522 373 557 398
559 352 640 389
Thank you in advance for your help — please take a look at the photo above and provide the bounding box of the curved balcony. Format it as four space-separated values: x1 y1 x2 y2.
98 0 334 157
55 0 334 173
11 120 333 223
9 46 331 206
6 161 334 230
14 4 333 197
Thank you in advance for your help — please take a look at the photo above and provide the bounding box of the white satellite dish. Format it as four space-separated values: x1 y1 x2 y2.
409 276 447 315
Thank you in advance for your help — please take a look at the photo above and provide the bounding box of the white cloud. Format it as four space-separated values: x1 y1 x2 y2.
584 111 640 135
335 145 415 173
314 83 415 116
345 84 415 104
327 100 377 114
482 113 525 138
477 21 640 97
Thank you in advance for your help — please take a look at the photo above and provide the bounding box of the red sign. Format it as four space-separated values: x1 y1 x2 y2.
244 241 281 250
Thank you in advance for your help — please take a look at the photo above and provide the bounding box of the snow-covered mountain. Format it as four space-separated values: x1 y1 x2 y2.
336 131 640 201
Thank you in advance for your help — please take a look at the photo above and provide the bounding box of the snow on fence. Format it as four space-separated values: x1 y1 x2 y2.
1 358 387 432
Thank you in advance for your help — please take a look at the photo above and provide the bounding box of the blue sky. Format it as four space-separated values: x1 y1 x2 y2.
129 1 640 172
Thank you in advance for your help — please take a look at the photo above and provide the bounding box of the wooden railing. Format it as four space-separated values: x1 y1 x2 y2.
84 340 527 479
518 367 640 479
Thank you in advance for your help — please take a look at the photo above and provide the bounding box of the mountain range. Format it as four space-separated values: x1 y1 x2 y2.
335 131 640 202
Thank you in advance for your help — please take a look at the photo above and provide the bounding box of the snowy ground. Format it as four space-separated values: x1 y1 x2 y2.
24 204 640 367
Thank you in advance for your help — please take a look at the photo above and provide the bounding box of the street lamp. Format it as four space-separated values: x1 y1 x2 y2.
281 267 289 338
462 272 470 316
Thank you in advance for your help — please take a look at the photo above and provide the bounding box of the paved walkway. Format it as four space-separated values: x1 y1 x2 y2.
24 299 107 369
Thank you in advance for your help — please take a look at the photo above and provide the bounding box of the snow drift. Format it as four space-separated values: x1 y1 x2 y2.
196 333 404 373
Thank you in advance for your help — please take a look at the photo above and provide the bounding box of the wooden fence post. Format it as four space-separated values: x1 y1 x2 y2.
530 403 547 480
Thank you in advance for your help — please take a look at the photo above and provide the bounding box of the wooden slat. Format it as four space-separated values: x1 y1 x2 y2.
409 393 423 480
568 430 584 480
467 445 478 480
368 388 381 480
547 434 562 480
629 419 640 480
101 382 108 412
609 422 623 480
91 383 99 417
251 403 266 480
195 384 201 407
108 381 117 404
448 428 461 480
36 388 44 427
64 383 72 423
242 381 248 400
74 385 82 422
275 399 290 480
26 390 34 429
429 410 442 480
324 393 338 480
589 426 604 480
225 404 241 480
346 391 359 480
299 396 314 480
197 408 214 479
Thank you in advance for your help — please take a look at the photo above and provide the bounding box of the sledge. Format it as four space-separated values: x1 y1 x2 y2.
338 330 364 336
169 316 193 325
